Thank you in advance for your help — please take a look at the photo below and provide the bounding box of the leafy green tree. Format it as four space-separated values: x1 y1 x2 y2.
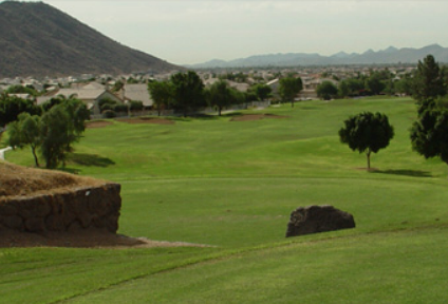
410 96 448 177
365 73 386 95
171 71 205 117
410 107 448 173
337 80 351 98
278 77 303 107
251 84 272 101
338 78 363 97
63 98 90 135
148 80 174 116
316 81 338 100
39 105 77 169
112 80 125 92
98 98 120 113
9 98 89 169
394 76 413 96
4 85 39 96
7 113 41 167
0 95 39 127
130 100 144 111
412 55 446 104
339 112 394 170
40 97 63 112
206 80 242 116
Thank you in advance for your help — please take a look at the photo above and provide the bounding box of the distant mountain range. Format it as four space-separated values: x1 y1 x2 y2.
0 1 180 78
189 44 448 68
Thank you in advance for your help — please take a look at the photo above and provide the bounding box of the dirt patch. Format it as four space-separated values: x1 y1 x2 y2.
0 162 104 199
231 114 289 122
86 120 113 129
0 229 210 249
117 117 174 125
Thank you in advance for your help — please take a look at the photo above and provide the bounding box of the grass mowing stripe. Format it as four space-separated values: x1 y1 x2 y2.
61 227 448 304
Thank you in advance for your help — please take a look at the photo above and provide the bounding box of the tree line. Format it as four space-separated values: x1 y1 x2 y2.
147 71 307 116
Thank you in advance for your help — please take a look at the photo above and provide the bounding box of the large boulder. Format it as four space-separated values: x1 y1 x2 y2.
286 205 355 237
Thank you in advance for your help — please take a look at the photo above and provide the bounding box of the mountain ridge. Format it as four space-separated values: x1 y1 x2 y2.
188 44 448 68
0 1 181 77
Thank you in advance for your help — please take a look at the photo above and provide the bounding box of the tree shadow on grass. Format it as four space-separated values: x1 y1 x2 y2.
370 169 432 178
67 153 115 167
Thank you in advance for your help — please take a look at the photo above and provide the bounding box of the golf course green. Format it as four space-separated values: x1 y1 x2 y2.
2 96 448 304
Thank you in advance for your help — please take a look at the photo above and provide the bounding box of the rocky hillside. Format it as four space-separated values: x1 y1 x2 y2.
0 1 181 77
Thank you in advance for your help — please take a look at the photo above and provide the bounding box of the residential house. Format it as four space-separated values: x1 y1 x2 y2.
122 84 153 109
38 87 123 115
203 78 250 92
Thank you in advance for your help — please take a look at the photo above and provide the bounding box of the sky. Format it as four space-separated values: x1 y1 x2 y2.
4 0 448 65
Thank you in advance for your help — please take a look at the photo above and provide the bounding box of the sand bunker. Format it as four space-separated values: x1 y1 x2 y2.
86 120 113 129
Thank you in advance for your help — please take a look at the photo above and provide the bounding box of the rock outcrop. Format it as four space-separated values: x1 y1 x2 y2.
286 205 355 237
0 183 121 233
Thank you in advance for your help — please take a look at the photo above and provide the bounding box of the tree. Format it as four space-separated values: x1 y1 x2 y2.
148 80 173 116
171 71 205 117
365 73 386 95
251 83 272 101
339 112 394 170
410 108 448 171
130 100 144 111
316 81 338 100
4 85 39 96
63 98 90 135
112 80 125 92
338 78 365 97
7 113 41 167
394 76 413 96
206 80 242 116
0 95 39 127
278 77 303 107
412 55 446 104
410 96 448 177
39 105 77 169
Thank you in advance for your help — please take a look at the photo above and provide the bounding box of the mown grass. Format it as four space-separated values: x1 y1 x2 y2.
2 97 448 303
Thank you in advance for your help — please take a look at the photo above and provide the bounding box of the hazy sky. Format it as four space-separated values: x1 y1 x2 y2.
5 0 448 64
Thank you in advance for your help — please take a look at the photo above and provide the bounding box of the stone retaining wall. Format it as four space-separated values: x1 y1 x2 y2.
0 183 121 233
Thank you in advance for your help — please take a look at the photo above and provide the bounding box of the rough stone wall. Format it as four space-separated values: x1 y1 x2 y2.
0 183 121 233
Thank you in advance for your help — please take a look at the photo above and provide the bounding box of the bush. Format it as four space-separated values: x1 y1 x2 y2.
113 104 128 113
130 100 144 111
99 98 118 112
102 110 116 118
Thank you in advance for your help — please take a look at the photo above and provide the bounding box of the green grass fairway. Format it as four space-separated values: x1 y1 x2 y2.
2 97 448 303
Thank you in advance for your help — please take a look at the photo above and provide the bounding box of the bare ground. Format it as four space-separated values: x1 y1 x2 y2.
0 162 105 198
0 228 210 249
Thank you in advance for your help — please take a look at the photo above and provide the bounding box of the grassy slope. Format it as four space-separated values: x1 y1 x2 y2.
2 97 448 303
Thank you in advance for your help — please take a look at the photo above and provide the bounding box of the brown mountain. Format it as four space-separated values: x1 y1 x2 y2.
0 1 181 77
